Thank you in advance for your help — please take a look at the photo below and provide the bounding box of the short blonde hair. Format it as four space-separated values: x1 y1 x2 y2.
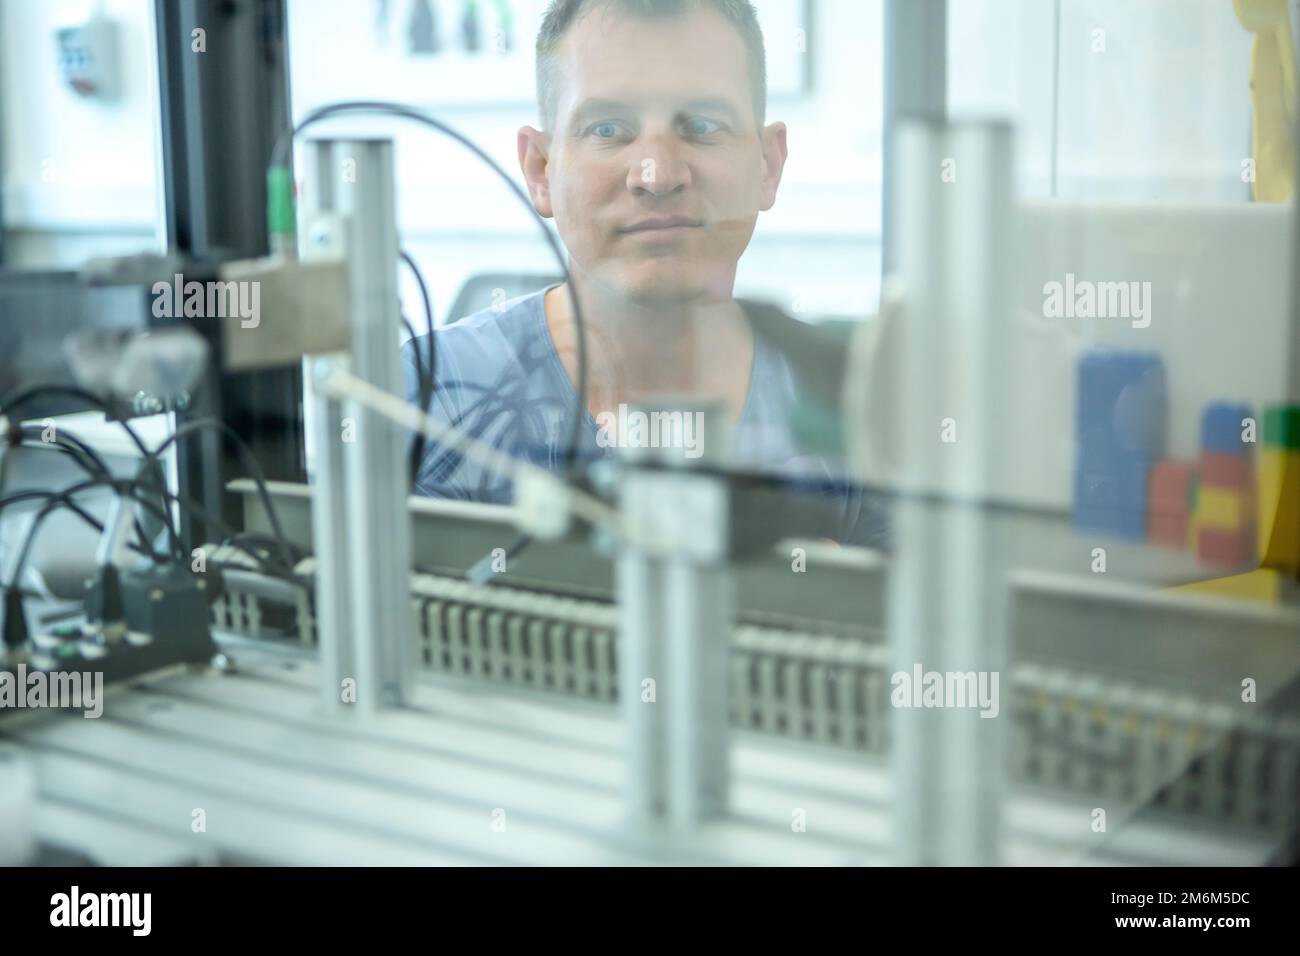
535 0 768 130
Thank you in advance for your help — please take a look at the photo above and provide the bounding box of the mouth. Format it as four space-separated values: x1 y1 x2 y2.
619 216 704 238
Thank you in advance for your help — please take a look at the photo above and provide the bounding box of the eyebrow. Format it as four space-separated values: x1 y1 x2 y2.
566 95 746 133
567 98 634 132
681 97 743 124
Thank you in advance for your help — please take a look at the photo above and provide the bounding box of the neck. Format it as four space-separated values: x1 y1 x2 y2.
544 271 754 417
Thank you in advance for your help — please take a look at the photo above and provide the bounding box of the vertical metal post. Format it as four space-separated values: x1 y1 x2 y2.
618 402 731 829
663 469 731 826
882 0 947 279
301 142 353 711
619 479 669 824
887 120 1014 865
308 377 355 710
303 138 413 714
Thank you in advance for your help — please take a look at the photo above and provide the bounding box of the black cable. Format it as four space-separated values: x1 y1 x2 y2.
0 384 152 460
276 101 603 580
400 248 436 488
400 249 435 369
0 488 310 599
0 396 293 574
401 315 429 405
16 425 167 555
401 314 432 487
153 488 299 577
209 559 311 594
0 407 310 607
2 464 285 578
0 489 173 568
144 489 303 582
0 387 177 558
149 418 296 571
0 479 305 594
20 427 111 478
221 530 305 564
5 476 186 592
2 429 298 584
272 101 588 479
417 336 565 490
0 379 302 590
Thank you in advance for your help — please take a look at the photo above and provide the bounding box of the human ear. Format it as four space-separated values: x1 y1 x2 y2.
518 126 555 218
758 121 788 212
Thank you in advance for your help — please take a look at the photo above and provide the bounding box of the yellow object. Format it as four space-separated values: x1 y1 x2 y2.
1196 486 1247 529
1172 567 1284 602
1234 0 1297 202
1258 446 1300 572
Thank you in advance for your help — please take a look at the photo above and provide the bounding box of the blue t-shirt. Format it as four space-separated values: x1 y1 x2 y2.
402 289 889 549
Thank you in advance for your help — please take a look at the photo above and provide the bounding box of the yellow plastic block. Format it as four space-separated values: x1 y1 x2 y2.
1172 568 1283 603
1258 446 1300 574
1197 486 1247 530
1234 0 1297 202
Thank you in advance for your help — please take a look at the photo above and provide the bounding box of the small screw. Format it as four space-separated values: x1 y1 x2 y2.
590 525 619 557
588 459 619 496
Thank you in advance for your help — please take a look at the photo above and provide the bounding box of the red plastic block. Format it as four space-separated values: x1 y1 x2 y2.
1149 460 1194 512
1197 527 1254 566
1149 511 1189 549
1199 450 1252 489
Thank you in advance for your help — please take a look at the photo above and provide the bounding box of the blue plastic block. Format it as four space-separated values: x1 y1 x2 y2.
1073 458 1151 540
1076 350 1167 458
1200 401 1253 455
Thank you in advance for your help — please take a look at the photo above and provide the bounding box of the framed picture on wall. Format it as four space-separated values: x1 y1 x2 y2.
289 0 813 112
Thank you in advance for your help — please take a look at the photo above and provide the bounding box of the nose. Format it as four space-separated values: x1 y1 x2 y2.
627 132 691 197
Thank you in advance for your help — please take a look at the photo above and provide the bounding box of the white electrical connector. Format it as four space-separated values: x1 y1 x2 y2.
513 468 571 541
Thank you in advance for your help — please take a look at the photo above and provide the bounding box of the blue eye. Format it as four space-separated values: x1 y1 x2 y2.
681 116 722 136
590 122 623 139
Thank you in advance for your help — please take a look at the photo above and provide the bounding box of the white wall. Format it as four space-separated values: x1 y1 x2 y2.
0 0 1265 320
949 0 1254 201
0 0 163 267
286 0 885 326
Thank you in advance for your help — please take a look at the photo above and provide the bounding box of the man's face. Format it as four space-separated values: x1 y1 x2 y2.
520 5 787 306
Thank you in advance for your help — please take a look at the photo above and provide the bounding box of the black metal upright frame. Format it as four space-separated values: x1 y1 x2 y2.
153 0 305 551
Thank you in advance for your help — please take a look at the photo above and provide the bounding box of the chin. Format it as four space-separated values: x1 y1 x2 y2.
610 261 718 306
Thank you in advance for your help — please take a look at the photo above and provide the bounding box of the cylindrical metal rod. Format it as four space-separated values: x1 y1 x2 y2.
887 120 1014 866
881 0 948 279
305 138 414 714
617 401 731 830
